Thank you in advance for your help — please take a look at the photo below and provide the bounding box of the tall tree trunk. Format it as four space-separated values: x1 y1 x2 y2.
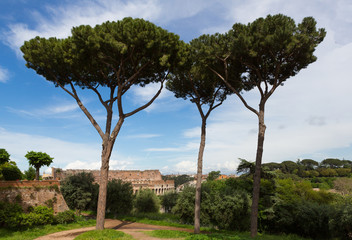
96 118 123 230
35 167 40 180
250 104 266 237
194 119 206 234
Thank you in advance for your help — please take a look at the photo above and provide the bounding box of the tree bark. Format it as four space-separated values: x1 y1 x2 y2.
96 118 124 230
35 167 40 180
194 119 206 234
250 104 266 237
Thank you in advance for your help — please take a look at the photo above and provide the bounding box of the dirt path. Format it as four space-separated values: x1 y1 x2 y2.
35 219 193 240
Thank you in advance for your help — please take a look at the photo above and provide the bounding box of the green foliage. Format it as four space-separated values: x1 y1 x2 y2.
207 171 221 181
1 162 23 180
60 172 98 213
25 151 53 180
23 166 36 180
237 159 255 175
160 191 178 213
0 148 10 165
272 201 333 239
0 202 55 228
320 158 343 168
106 179 133 215
20 206 55 228
163 174 194 188
0 201 23 227
330 203 352 239
55 210 76 224
134 189 160 213
74 229 133 240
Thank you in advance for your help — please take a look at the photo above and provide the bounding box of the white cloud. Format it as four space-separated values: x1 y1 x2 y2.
0 66 9 83
0 128 135 172
125 134 161 139
6 102 80 119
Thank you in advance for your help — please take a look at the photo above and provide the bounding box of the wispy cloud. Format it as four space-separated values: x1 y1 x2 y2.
6 102 79 119
125 134 161 139
0 66 9 83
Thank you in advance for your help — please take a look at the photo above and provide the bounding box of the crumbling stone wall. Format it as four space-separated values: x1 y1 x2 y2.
53 168 175 195
0 180 69 213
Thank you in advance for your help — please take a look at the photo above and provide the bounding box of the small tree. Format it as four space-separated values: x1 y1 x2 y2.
25 151 53 180
0 149 10 165
106 179 133 215
23 166 36 180
160 191 178 213
134 189 160 213
60 172 98 214
207 171 221 181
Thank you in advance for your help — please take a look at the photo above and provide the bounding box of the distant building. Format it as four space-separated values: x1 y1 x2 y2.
51 167 174 195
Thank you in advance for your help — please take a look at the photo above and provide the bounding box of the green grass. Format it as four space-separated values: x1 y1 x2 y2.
0 219 96 240
118 213 194 229
145 229 192 238
74 229 134 240
143 230 309 240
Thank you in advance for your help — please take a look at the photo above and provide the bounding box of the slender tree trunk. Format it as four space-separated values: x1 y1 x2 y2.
250 104 266 237
35 167 40 180
194 119 206 234
96 118 124 230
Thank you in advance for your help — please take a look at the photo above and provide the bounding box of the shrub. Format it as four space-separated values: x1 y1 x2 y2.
160 191 178 213
134 189 160 213
272 200 333 239
61 172 98 213
55 210 76 224
0 201 23 227
106 179 133 215
330 203 352 240
1 162 23 180
212 191 251 231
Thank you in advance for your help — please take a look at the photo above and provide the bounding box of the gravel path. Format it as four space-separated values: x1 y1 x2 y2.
34 219 193 240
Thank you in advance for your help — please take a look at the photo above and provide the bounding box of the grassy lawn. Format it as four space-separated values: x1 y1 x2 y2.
145 229 192 238
74 229 134 240
0 219 96 240
146 230 310 240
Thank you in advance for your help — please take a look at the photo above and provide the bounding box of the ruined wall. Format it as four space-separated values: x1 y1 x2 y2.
0 180 69 213
53 168 174 195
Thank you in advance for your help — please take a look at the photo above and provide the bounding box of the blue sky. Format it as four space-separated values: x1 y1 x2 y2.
0 0 352 175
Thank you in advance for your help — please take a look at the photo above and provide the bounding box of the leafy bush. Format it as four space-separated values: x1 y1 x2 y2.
272 200 332 239
0 201 23 228
61 172 98 213
106 179 133 215
21 206 55 227
330 203 352 240
213 192 251 231
55 210 76 224
1 162 23 180
160 191 178 213
23 166 36 180
134 189 160 213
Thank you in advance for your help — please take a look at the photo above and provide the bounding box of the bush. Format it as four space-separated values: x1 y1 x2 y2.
272 200 333 239
134 189 160 213
0 203 55 228
0 201 23 227
55 210 76 224
330 203 352 239
212 191 251 231
61 172 98 213
160 191 178 213
1 162 23 180
21 206 55 227
106 179 133 215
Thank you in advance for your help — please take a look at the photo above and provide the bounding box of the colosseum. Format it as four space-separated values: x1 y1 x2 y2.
51 168 174 195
